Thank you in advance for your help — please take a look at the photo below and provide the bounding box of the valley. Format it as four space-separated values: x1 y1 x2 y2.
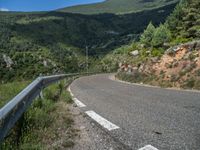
1 0 200 149
59 0 179 14
0 3 176 82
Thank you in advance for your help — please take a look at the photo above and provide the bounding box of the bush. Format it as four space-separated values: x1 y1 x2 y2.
159 81 173 88
116 71 146 83
196 69 200 76
61 91 73 103
194 80 200 90
152 24 171 47
140 22 156 47
182 77 195 89
170 37 191 45
189 52 197 61
151 48 164 57
44 83 61 101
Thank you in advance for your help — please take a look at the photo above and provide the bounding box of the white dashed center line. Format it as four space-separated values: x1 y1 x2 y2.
138 145 159 150
85 110 120 131
73 97 86 107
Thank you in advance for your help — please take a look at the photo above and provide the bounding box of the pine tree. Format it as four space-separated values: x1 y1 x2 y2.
181 0 200 38
152 24 171 47
140 22 156 47
165 0 186 36
166 0 200 39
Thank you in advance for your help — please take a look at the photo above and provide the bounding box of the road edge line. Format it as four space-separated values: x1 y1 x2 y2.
73 97 86 107
138 145 159 150
68 86 86 107
85 110 119 131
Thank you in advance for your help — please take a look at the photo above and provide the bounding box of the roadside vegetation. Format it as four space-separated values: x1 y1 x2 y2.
0 0 189 149
103 0 200 90
0 81 30 108
0 79 76 149
0 3 176 82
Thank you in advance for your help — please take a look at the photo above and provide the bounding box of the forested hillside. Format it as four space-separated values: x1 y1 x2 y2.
108 0 200 89
59 0 179 14
0 3 176 82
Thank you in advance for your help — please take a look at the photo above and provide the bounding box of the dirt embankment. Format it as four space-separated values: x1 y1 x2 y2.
118 40 200 90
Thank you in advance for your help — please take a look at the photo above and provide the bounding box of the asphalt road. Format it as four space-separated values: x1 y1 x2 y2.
70 74 200 150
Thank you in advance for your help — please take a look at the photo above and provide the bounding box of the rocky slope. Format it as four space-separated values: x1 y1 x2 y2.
117 40 200 90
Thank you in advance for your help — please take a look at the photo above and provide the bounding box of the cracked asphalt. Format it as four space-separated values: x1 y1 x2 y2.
70 74 200 150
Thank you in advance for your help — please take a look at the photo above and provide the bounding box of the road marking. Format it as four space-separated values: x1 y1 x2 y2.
73 98 86 107
138 145 158 150
68 86 74 97
85 110 120 131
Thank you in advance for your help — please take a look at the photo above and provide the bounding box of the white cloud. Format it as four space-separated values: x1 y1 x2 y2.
0 8 9 12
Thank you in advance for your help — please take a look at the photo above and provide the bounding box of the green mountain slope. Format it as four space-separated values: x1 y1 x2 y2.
59 0 179 14
0 3 177 82
102 0 200 89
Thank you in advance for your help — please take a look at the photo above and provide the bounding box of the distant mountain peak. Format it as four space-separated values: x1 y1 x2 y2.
59 0 179 14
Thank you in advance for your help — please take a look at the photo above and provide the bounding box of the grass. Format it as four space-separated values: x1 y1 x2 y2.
116 71 147 83
0 81 31 108
0 78 76 149
116 71 200 90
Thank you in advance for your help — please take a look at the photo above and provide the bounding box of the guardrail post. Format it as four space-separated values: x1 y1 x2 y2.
39 91 44 100
16 113 25 147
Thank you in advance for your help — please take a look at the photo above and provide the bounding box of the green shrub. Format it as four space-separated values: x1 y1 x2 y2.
194 80 200 90
20 143 43 150
61 91 73 104
151 24 171 47
44 84 61 101
159 81 173 88
151 48 164 57
170 37 191 45
195 69 200 76
140 22 156 47
182 78 195 89
27 108 53 129
189 53 197 61
0 81 30 108
116 71 146 83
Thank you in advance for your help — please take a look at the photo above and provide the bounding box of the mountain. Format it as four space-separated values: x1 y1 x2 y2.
106 0 200 90
59 0 179 14
0 2 177 82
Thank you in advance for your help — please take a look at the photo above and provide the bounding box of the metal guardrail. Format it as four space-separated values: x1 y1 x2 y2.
0 73 87 143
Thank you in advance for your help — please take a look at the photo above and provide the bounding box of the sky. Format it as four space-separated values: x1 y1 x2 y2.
0 0 104 12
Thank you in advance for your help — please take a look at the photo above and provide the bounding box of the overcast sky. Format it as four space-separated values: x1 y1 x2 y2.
0 0 104 12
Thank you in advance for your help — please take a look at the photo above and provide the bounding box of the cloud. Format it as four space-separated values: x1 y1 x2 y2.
0 8 9 11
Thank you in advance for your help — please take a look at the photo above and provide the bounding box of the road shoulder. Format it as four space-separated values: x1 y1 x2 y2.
69 105 126 150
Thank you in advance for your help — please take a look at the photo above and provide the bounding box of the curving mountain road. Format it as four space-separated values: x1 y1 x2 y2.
70 74 200 150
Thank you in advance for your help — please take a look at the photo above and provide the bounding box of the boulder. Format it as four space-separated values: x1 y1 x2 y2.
118 62 122 67
146 50 151 54
3 54 13 68
151 57 159 63
130 50 139 56
43 60 48 67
